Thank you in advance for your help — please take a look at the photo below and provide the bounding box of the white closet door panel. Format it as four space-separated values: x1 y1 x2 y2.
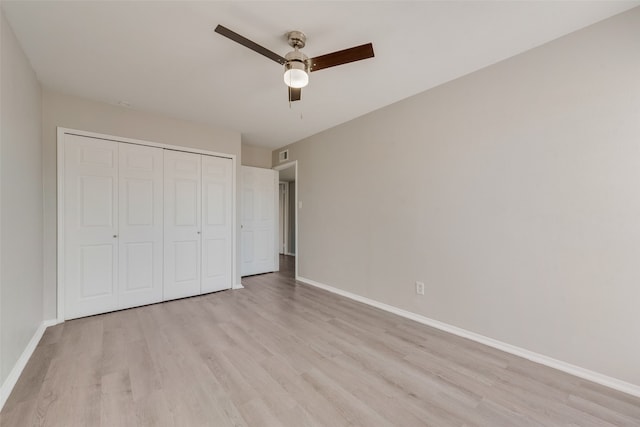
241 230 254 263
241 166 278 276
164 150 201 300
64 135 119 319
79 245 114 297
201 156 233 293
118 143 163 309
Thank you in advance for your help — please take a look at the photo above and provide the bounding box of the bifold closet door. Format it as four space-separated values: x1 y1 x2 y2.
118 143 164 309
64 135 119 319
201 155 233 293
164 150 202 300
64 134 234 318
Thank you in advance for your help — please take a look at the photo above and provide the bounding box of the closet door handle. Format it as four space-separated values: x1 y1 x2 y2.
113 235 118 238
197 231 201 234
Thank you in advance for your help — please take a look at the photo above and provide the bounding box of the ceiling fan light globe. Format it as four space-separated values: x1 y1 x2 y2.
284 68 308 88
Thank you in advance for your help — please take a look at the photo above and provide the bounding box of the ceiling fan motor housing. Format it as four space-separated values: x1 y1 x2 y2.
285 50 309 70
284 49 309 88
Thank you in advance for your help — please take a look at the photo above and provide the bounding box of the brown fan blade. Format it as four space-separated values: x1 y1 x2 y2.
310 43 374 72
215 25 286 65
288 87 301 102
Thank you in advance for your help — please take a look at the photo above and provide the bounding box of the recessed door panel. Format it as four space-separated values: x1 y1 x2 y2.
80 245 114 298
125 178 154 225
126 151 154 171
206 183 225 226
80 146 114 167
123 242 154 291
241 231 254 263
243 189 254 221
259 188 273 221
175 180 198 226
255 229 270 261
204 238 226 279
80 176 114 227
174 241 199 282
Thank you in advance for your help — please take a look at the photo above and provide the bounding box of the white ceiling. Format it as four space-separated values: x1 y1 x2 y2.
3 1 638 149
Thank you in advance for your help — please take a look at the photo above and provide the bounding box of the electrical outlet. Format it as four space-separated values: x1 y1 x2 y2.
415 281 425 295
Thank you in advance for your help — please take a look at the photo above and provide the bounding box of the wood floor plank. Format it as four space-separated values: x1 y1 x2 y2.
100 370 136 427
301 367 396 427
2 254 639 426
259 355 351 427
237 399 283 427
133 389 175 427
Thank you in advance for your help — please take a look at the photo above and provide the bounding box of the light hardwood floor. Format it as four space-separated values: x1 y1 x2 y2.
1 255 639 426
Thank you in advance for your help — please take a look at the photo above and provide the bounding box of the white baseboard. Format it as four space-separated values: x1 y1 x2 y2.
296 275 640 399
0 319 59 411
42 319 61 329
232 283 244 290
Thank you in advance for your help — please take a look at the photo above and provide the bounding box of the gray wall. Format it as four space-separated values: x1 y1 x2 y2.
42 90 242 319
272 8 640 385
241 144 272 168
0 11 44 386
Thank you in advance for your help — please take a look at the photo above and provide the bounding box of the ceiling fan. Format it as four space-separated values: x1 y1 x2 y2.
214 25 375 102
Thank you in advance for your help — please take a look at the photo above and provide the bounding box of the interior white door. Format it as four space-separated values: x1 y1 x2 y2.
64 134 119 319
118 143 164 309
164 150 201 300
241 166 278 276
201 155 233 293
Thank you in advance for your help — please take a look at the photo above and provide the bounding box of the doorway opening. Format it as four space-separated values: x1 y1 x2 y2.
274 161 298 279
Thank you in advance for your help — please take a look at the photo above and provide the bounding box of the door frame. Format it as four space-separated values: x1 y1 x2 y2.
273 161 298 278
278 181 289 255
56 127 238 323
